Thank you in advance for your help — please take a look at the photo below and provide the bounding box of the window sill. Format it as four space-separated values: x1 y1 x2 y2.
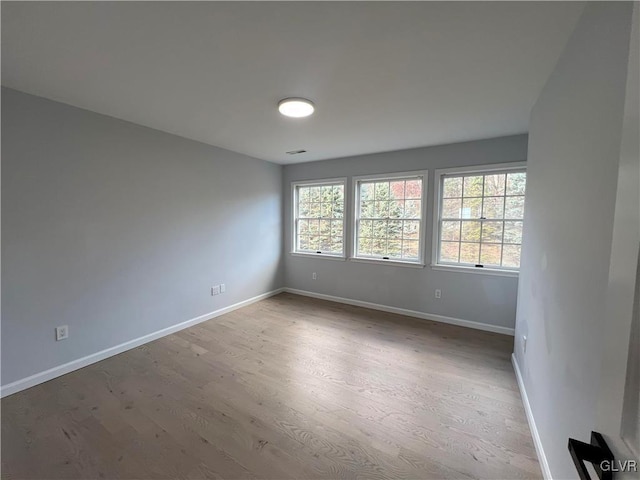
290 252 346 261
430 264 519 277
349 257 425 268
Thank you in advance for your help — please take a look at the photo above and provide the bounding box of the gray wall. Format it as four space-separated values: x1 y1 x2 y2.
513 3 635 479
283 135 527 330
1 88 283 386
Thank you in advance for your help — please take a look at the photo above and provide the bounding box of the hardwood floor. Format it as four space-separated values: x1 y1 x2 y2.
1 293 541 479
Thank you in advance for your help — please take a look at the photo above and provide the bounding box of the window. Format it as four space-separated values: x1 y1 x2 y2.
353 172 426 265
292 179 345 257
433 163 526 273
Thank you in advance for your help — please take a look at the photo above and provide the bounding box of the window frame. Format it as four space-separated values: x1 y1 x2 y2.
291 177 347 259
431 162 526 277
351 170 428 267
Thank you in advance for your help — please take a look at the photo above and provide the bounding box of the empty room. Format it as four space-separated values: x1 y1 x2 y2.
1 2 638 479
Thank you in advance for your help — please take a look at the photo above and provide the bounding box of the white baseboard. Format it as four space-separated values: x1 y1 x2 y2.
512 353 552 480
0 288 285 398
1 286 514 398
283 288 515 336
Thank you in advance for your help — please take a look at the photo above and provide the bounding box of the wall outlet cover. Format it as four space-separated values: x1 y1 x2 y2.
55 325 69 341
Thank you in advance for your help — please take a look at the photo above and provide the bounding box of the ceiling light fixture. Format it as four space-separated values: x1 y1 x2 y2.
278 98 315 118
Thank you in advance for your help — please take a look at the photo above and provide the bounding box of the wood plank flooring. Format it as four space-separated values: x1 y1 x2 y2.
1 293 541 479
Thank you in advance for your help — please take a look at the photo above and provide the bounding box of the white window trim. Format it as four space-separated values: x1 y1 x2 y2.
351 170 428 266
290 252 346 261
291 177 347 259
431 162 526 276
350 257 426 269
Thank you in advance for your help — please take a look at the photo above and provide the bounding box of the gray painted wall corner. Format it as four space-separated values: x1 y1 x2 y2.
283 135 528 330
1 87 285 386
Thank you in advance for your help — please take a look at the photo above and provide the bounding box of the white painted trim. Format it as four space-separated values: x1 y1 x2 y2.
349 257 425 268
0 288 285 398
284 288 515 336
351 170 426 182
430 264 519 278
512 353 553 480
290 252 346 261
290 177 347 187
1 285 517 400
434 161 527 177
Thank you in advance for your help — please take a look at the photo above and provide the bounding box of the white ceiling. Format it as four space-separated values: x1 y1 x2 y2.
2 2 584 164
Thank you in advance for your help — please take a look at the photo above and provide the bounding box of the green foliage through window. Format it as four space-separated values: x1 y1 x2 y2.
356 176 423 261
439 170 526 269
295 182 345 255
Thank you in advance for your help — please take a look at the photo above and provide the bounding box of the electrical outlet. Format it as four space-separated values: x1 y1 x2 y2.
435 289 442 299
211 285 221 296
55 325 69 341
220 283 226 293
523 335 527 353
312 272 317 280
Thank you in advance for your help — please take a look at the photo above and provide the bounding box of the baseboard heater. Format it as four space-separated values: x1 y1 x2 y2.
568 431 614 480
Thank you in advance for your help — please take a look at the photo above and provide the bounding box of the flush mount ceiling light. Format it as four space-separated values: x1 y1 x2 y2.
278 98 315 118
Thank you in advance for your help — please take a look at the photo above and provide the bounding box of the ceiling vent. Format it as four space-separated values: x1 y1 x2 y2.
286 149 307 155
